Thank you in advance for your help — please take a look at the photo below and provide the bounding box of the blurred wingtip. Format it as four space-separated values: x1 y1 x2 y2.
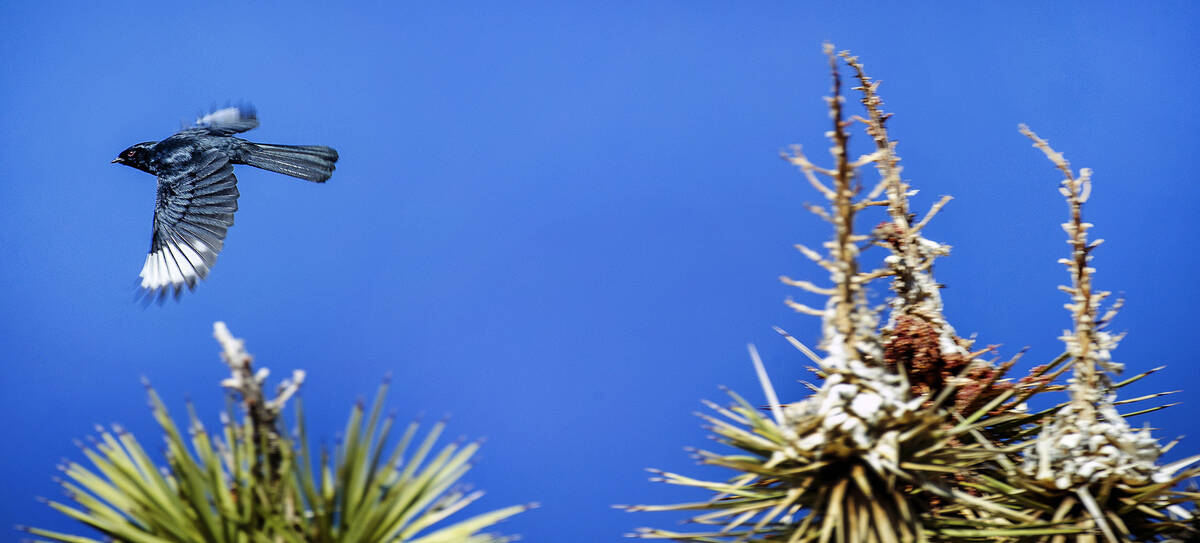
195 103 257 127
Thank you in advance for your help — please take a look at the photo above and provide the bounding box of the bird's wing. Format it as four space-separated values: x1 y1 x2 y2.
192 105 259 135
139 148 239 300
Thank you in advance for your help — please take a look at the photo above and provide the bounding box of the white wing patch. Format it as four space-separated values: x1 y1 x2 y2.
139 239 218 296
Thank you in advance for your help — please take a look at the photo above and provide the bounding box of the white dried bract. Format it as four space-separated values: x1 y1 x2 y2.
1024 396 1167 489
1021 310 1170 488
214 321 252 373
212 321 304 419
782 366 920 461
817 299 885 374
268 369 306 412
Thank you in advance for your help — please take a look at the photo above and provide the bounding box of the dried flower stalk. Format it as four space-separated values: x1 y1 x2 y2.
627 45 1016 543
214 321 304 487
1010 126 1200 542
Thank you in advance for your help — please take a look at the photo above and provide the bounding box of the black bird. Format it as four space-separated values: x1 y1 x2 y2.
113 106 338 300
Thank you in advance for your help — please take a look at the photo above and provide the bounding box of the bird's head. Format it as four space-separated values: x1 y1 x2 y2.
112 142 156 172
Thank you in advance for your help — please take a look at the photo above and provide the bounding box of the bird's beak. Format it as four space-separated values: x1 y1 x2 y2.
111 158 122 164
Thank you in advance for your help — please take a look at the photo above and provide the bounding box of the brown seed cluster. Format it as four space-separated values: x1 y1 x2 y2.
954 363 1015 416
871 221 903 248
883 315 1014 414
883 315 967 397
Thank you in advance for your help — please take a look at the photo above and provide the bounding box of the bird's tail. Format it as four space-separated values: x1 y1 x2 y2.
241 143 339 183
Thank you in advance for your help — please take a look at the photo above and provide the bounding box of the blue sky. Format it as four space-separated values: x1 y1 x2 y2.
2 2 1198 541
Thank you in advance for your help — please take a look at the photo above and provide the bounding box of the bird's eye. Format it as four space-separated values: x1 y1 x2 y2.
127 150 137 157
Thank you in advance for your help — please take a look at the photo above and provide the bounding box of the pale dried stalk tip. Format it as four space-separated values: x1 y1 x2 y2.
214 321 251 371
212 321 305 419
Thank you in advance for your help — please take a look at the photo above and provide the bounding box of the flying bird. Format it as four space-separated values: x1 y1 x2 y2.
112 105 338 301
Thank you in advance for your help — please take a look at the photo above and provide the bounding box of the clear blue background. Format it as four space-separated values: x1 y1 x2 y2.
2 2 1198 541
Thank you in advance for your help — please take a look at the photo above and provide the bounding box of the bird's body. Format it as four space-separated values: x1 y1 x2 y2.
113 106 338 301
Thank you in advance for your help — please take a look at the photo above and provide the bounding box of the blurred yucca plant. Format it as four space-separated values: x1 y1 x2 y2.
624 44 1198 542
944 127 1200 542
22 322 531 543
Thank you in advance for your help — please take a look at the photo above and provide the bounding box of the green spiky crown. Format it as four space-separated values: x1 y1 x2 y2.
23 323 533 543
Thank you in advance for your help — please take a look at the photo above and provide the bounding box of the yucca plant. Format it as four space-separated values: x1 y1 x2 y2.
624 44 1199 542
21 322 532 543
936 127 1200 542
622 44 1045 542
